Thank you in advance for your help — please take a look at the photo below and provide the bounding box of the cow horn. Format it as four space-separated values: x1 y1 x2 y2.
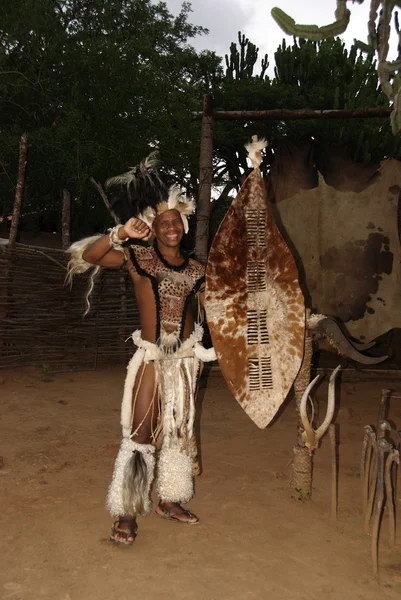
307 315 387 365
351 340 375 351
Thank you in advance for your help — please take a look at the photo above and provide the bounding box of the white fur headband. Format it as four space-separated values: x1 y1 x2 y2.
138 184 195 234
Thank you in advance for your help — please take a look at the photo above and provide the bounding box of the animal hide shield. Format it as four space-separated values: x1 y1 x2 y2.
269 142 401 342
205 168 305 428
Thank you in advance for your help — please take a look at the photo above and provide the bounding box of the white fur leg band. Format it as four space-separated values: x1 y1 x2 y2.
106 439 155 518
156 443 194 504
120 345 146 438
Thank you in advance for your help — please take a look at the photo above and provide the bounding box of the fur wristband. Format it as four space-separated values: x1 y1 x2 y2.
109 224 129 249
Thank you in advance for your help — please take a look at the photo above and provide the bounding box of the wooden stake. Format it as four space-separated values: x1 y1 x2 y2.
61 189 71 250
9 134 29 246
195 94 214 265
329 423 337 521
292 308 313 497
377 389 391 430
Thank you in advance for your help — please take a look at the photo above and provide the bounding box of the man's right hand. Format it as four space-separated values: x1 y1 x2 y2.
120 218 150 240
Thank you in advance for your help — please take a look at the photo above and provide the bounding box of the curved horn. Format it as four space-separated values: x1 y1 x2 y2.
307 316 387 365
299 374 321 449
351 340 376 351
315 365 341 442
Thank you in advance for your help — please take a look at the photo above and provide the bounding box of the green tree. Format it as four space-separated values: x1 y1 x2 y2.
211 34 401 191
271 37 398 162
2 4 400 245
205 34 401 244
0 0 221 236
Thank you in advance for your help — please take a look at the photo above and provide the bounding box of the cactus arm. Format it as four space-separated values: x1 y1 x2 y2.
271 4 351 41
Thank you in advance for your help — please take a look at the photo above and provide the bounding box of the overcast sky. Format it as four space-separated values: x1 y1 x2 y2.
165 0 387 73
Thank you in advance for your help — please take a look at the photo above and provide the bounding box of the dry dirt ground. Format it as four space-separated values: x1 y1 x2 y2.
1 365 401 600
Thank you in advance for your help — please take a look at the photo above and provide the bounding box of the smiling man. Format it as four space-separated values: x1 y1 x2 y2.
67 156 215 545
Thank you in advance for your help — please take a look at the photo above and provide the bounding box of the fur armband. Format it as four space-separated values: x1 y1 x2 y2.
109 224 129 249
193 343 217 362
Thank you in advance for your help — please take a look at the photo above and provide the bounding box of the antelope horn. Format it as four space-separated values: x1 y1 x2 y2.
315 365 341 442
307 315 387 365
300 374 321 450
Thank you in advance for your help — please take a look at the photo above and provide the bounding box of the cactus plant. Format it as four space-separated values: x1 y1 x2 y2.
271 1 401 134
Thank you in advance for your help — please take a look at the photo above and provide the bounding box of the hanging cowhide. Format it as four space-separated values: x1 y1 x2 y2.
205 145 305 428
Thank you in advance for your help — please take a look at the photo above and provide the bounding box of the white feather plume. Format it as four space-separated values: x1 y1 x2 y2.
105 152 161 189
245 136 268 169
167 185 196 215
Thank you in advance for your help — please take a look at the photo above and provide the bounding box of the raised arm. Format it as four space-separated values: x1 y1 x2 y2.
82 218 150 268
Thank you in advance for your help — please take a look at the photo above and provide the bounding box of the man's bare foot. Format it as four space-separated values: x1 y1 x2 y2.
110 516 137 545
155 502 199 524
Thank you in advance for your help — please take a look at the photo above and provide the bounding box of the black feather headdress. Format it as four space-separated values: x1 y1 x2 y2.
105 153 196 232
105 153 170 223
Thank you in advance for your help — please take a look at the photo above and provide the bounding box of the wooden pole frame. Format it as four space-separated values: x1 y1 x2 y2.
193 106 392 121
194 98 392 261
195 95 214 265
196 96 394 498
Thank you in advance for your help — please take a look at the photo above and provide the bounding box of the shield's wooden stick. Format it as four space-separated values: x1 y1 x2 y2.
329 423 337 521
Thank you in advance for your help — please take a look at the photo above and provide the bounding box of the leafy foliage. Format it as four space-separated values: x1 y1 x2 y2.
1 3 401 241
0 0 220 235
214 35 399 193
208 34 401 236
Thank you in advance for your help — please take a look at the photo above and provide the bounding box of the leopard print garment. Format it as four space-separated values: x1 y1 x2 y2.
128 243 205 342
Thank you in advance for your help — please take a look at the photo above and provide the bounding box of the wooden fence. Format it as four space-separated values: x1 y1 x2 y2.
0 243 140 370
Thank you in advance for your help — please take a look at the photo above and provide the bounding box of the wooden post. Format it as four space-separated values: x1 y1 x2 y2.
9 134 29 246
61 189 71 250
195 94 214 264
2 133 28 359
291 309 314 497
329 423 338 521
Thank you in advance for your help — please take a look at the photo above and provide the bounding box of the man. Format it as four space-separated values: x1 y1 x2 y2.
67 157 215 545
